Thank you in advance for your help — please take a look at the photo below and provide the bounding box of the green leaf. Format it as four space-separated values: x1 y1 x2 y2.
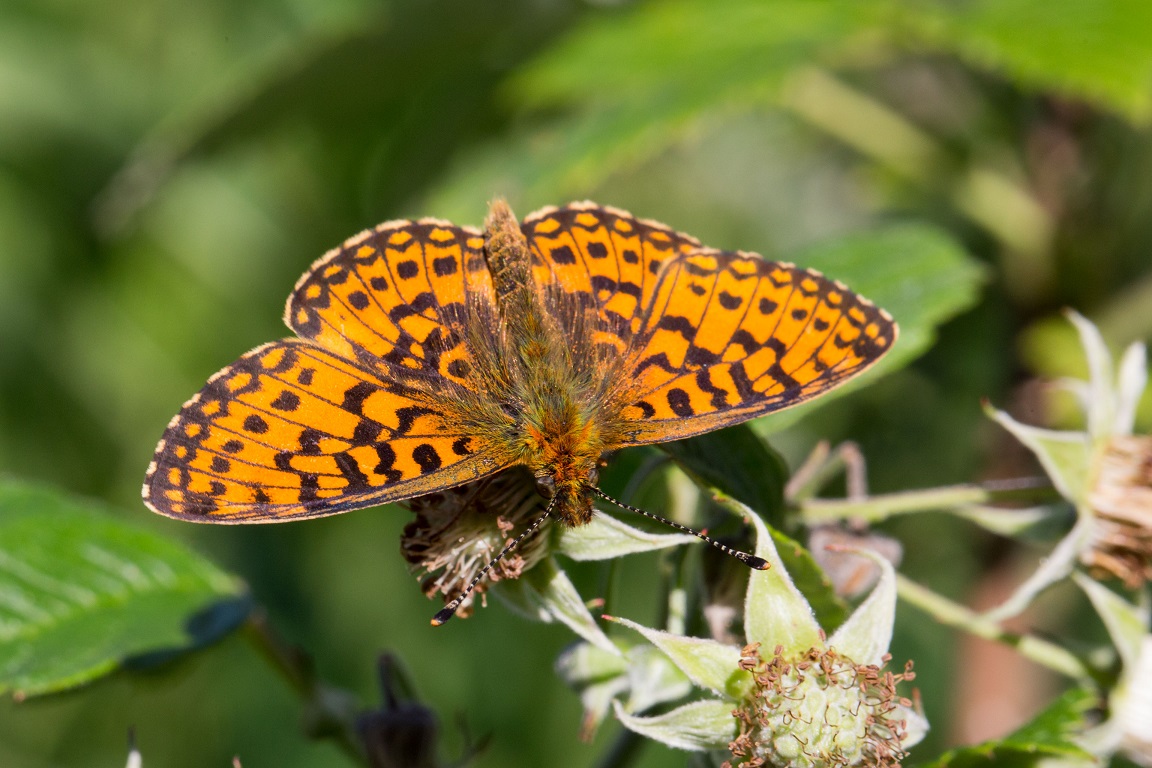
925 686 1098 768
0 480 246 698
426 0 880 212
662 424 788 525
755 224 986 434
908 0 1152 122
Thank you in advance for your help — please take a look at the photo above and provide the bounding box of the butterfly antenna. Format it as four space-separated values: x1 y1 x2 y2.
430 495 558 627
592 487 769 571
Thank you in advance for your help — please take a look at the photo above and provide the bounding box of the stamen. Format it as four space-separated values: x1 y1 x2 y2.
592 487 769 570
430 494 558 626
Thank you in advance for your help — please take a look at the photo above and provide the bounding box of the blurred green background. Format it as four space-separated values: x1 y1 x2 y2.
2 0 1152 766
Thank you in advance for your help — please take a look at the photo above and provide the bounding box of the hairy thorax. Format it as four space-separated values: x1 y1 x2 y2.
520 398 606 526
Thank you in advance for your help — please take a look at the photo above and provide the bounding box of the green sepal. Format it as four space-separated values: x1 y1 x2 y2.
612 698 737 752
609 616 748 700
742 501 822 655
494 556 619 656
557 511 696 561
826 548 896 667
985 403 1091 505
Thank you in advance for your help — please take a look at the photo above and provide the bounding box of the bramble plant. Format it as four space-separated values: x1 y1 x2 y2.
3 2 1152 768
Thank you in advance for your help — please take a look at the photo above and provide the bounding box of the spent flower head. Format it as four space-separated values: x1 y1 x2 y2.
985 311 1150 618
606 502 926 767
402 466 697 651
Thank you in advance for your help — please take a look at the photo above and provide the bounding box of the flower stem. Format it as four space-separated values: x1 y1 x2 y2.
594 727 648 768
894 574 1092 681
243 610 366 765
797 479 1059 525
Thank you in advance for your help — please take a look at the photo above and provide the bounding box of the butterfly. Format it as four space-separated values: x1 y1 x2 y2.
143 200 895 608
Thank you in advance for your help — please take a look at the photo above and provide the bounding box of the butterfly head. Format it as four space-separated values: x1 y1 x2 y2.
534 463 599 527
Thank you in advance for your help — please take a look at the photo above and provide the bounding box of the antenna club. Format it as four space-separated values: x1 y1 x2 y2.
748 556 771 570
431 608 455 627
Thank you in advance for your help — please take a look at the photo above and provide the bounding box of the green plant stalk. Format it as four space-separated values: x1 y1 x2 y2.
243 612 367 765
797 480 1059 524
895 573 1091 681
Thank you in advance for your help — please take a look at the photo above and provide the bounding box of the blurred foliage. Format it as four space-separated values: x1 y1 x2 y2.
2 0 1152 767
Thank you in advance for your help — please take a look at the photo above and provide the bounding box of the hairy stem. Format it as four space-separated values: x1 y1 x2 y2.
797 479 1060 525
895 574 1092 682
243 611 366 765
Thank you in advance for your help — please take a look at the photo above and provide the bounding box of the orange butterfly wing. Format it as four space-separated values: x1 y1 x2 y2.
522 202 702 356
143 340 508 521
618 251 896 444
145 217 515 523
520 203 896 444
286 218 495 388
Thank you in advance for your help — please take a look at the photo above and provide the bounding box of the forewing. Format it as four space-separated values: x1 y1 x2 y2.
521 202 701 353
286 219 495 387
143 340 508 522
618 251 896 444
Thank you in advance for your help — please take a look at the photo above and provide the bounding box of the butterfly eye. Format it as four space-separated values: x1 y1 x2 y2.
536 475 556 497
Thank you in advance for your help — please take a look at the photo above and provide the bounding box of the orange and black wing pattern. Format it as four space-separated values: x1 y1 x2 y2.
618 251 896 444
286 218 496 388
146 218 514 523
521 202 702 355
143 340 508 522
519 202 895 443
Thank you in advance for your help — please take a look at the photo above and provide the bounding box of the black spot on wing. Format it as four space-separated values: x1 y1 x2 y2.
667 388 694 417
373 443 403 484
335 452 370 493
243 414 269 434
432 256 459 277
551 245 577 265
412 444 442 474
718 291 742 310
656 315 697 341
342 382 375 414
270 390 301 412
